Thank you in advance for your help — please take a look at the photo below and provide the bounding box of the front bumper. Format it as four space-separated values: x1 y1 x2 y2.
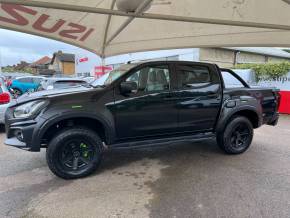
5 137 28 150
5 119 41 151
4 105 46 152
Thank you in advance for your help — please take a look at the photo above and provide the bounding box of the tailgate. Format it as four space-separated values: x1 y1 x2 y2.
260 88 280 126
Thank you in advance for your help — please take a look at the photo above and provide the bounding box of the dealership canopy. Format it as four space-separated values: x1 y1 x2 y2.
0 0 290 57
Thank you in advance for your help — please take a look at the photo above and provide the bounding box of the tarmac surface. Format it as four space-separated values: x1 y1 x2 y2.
1 115 290 218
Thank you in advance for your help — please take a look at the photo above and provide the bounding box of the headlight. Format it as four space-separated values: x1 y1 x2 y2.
14 100 47 118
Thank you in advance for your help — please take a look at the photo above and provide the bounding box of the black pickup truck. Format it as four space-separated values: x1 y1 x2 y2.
5 61 280 179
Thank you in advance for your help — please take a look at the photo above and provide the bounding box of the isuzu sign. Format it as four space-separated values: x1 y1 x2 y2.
0 3 95 45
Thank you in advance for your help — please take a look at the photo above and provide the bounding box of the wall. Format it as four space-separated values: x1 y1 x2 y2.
49 59 62 72
268 57 290 62
237 52 266 64
199 48 290 68
62 62 75 75
199 48 235 68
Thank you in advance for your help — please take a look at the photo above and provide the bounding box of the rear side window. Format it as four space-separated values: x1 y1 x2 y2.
222 71 245 88
178 65 211 88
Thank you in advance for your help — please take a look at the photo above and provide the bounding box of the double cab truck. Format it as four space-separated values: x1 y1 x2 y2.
5 61 280 179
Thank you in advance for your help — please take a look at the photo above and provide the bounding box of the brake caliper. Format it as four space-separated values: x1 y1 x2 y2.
80 143 89 158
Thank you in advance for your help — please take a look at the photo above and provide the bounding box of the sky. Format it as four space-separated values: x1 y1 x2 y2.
0 28 101 73
0 28 196 73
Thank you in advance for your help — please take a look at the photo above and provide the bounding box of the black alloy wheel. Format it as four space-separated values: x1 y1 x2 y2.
46 127 102 179
217 116 253 154
59 139 95 172
229 122 251 152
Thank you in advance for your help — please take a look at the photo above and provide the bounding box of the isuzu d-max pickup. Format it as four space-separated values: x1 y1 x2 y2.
5 61 280 179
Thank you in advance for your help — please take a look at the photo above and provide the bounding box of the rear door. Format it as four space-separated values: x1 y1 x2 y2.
174 63 222 133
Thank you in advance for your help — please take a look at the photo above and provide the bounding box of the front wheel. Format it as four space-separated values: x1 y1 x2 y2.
217 116 253 154
46 127 103 179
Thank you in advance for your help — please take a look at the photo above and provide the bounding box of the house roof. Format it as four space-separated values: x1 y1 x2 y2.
31 56 51 67
51 51 75 64
225 47 290 59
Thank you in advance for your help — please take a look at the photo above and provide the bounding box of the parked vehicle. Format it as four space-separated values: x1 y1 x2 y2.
83 77 95 84
0 78 12 124
38 78 88 91
91 73 109 86
9 76 45 97
4 61 280 179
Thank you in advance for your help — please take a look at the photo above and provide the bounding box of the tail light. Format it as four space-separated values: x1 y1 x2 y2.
0 92 10 104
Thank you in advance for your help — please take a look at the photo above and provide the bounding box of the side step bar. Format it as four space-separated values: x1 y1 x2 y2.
109 132 215 150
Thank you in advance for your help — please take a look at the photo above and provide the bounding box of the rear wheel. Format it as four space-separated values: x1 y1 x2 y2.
46 127 103 179
217 116 253 154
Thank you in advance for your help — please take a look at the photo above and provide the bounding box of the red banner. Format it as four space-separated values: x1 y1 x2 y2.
279 91 290 114
94 66 113 78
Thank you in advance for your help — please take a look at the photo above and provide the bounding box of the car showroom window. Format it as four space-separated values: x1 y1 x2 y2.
126 65 170 93
178 65 211 88
222 71 246 88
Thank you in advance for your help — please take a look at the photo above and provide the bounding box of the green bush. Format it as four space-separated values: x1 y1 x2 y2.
235 62 290 81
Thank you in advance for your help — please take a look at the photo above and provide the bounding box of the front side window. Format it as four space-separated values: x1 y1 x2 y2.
91 64 137 87
178 65 211 89
125 65 170 93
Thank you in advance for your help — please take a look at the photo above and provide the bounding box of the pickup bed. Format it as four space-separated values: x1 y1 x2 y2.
5 61 280 179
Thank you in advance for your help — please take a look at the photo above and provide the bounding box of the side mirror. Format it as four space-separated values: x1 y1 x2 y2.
120 81 137 94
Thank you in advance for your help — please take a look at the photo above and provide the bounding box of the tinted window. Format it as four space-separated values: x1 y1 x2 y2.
222 71 245 88
126 65 170 93
178 65 211 88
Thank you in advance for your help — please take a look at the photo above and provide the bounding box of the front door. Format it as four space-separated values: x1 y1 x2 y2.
174 63 222 133
113 64 178 140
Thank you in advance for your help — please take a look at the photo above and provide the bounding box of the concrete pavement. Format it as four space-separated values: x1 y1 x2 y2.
1 115 290 218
